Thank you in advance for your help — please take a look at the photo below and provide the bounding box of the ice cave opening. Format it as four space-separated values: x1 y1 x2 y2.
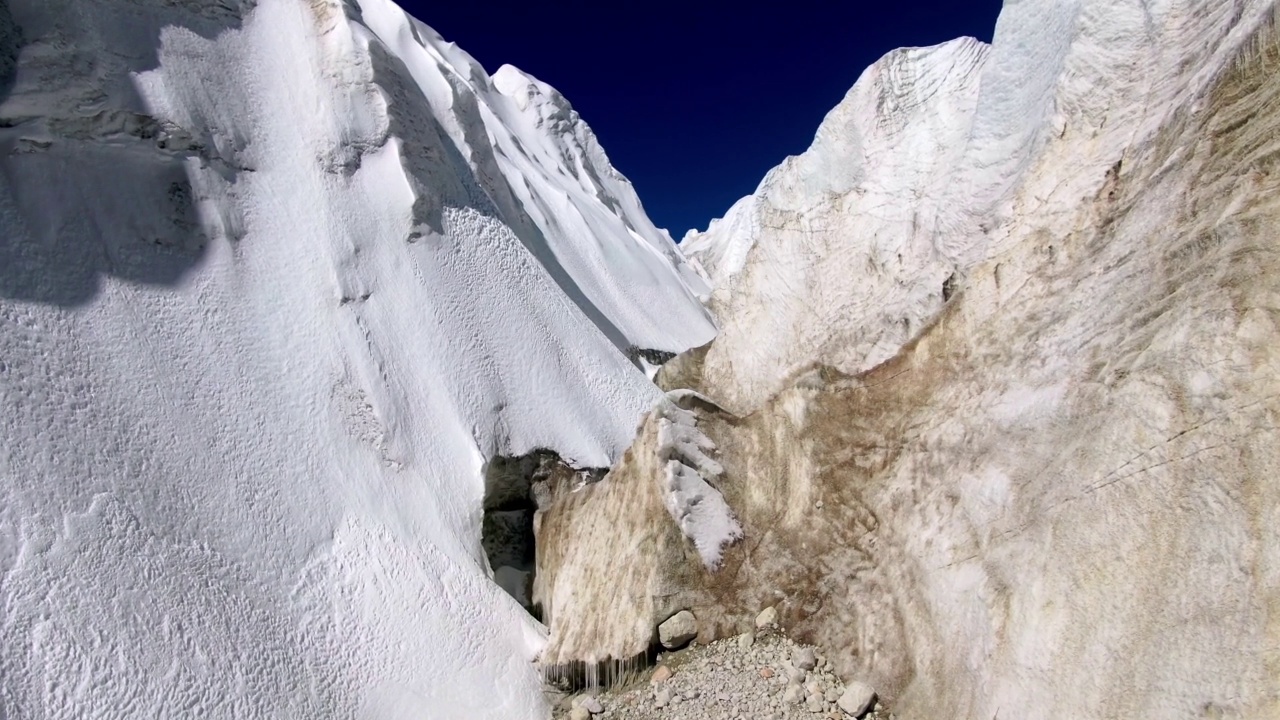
481 452 553 618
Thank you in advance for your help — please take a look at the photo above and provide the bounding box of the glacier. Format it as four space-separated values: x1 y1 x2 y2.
7 0 1280 717
0 0 713 718
543 0 1280 718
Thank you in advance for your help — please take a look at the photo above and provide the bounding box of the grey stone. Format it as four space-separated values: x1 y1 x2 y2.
569 708 590 720
654 687 671 708
792 647 816 671
738 631 755 650
838 681 875 717
755 606 778 628
658 610 698 649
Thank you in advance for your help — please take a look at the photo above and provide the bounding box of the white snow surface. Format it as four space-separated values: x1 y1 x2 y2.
654 401 740 570
0 0 713 718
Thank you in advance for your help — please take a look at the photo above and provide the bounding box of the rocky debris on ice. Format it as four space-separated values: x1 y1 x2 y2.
658 610 698 649
551 627 891 720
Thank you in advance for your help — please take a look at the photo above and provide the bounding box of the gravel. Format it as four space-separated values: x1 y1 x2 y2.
548 628 892 720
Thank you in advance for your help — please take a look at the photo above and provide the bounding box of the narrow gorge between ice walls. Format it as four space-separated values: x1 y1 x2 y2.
1 0 1278 719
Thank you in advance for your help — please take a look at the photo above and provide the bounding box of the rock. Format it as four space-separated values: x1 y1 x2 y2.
650 665 672 684
792 646 816 670
759 667 775 679
837 682 875 717
738 631 755 650
580 696 602 714
755 606 778 628
782 683 805 704
569 708 590 720
654 687 671 708
658 610 698 649
825 688 841 703
788 666 807 684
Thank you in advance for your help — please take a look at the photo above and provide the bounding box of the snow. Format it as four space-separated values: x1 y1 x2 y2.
654 402 741 569
0 0 713 718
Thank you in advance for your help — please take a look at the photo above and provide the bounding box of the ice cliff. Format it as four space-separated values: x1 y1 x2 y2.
544 1 1280 718
0 0 713 718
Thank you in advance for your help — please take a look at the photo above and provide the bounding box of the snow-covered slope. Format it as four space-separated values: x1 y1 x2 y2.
0 0 713 718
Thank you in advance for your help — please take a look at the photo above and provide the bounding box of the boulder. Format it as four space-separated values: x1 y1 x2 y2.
838 681 876 717
754 606 778 628
658 610 698 649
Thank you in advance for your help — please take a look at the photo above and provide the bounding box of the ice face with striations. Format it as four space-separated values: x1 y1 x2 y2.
684 0 1280 414
0 0 713 718
666 0 1280 718
681 36 992 412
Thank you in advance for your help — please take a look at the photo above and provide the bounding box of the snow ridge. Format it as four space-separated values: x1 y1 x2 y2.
0 1 713 719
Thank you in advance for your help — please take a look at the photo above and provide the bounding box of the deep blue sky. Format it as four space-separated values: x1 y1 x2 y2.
405 2 1006 237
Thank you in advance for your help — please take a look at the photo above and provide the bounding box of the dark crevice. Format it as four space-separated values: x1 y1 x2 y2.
481 450 606 618
941 272 958 303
